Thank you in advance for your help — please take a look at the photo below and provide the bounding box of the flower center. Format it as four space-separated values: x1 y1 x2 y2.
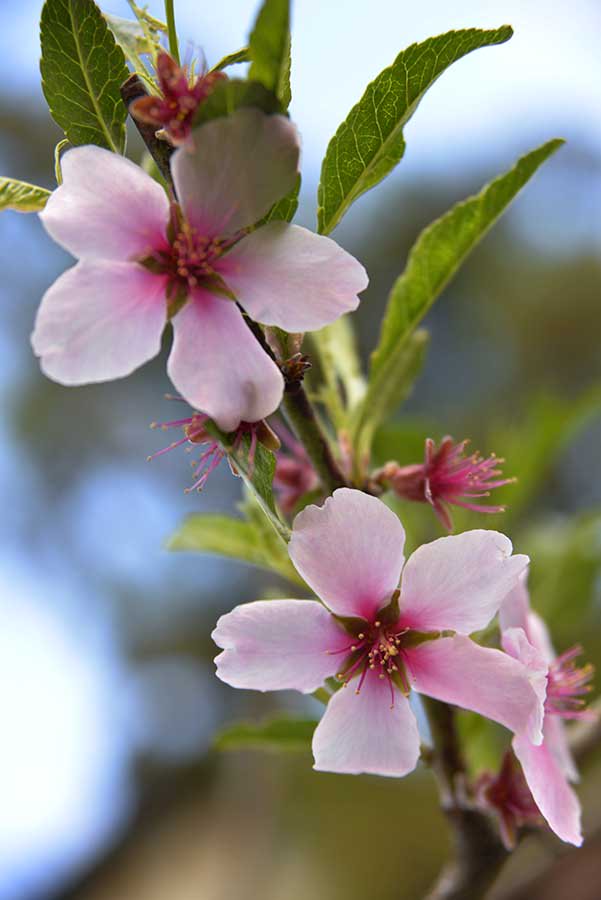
545 645 594 720
169 222 227 289
328 620 411 708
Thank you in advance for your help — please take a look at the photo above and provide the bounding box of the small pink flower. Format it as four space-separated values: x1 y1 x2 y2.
32 109 368 431
132 51 225 144
477 750 545 849
272 420 319 514
500 575 593 845
213 488 541 777
376 437 514 530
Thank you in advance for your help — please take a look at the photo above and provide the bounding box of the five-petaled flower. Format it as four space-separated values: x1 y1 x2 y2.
32 108 368 431
131 51 225 144
213 488 543 777
500 575 594 845
376 437 514 531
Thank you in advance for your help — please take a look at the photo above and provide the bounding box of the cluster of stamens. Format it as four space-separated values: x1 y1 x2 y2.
328 620 410 708
545 645 595 720
169 223 227 289
147 397 225 493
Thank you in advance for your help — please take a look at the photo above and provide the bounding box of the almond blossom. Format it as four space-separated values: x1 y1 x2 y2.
500 576 593 845
32 108 368 431
213 488 542 777
375 437 513 530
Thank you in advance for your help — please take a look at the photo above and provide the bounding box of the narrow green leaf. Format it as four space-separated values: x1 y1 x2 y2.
214 717 317 751
351 329 429 460
311 315 366 430
371 140 564 385
104 13 154 56
167 511 303 584
317 26 513 234
210 47 250 72
248 0 291 108
40 0 129 153
193 78 282 128
0 178 51 213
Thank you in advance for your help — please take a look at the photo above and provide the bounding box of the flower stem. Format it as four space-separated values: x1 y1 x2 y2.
164 0 180 65
423 698 509 900
120 75 175 189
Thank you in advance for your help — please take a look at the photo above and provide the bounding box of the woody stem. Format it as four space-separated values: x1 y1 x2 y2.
423 698 509 900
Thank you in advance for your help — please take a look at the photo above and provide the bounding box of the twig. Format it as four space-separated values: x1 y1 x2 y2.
423 699 509 900
120 74 175 190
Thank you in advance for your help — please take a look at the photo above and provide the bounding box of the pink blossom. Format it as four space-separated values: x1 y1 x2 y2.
500 575 593 845
32 109 368 431
376 437 514 530
213 488 541 777
131 51 225 145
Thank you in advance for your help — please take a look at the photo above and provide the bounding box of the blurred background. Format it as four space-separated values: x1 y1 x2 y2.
1 0 600 898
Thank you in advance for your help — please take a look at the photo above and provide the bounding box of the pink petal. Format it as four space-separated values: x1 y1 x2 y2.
172 108 299 236
31 261 167 384
398 530 529 634
499 573 531 635
288 489 405 620
222 223 368 331
40 146 170 261
526 610 556 664
513 733 582 845
167 289 284 431
407 635 545 743
544 715 579 783
312 671 420 776
212 600 349 693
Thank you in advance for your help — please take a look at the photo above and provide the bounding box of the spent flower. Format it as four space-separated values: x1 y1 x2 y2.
132 51 225 144
375 436 514 530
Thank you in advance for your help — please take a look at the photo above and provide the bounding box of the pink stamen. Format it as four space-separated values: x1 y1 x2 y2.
546 644 595 720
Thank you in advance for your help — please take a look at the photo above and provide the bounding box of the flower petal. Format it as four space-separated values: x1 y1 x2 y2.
499 574 531 635
222 223 368 331
399 530 529 634
312 672 420 776
172 108 299 236
544 715 579 783
167 289 284 431
212 599 349 693
288 489 405 620
40 146 170 261
513 733 582 845
408 635 545 743
31 261 167 384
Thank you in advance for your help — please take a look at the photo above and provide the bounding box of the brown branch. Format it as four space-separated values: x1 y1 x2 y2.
120 74 175 190
423 699 509 900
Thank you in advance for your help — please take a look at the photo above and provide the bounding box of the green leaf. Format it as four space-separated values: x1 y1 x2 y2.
317 26 513 234
351 328 429 462
248 0 291 108
104 13 155 56
311 315 366 430
167 510 303 585
0 178 50 213
40 0 129 153
193 78 282 127
214 717 317 751
210 47 250 72
370 140 563 387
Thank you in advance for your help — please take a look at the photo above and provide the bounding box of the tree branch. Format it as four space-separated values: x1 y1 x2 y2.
423 699 509 900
